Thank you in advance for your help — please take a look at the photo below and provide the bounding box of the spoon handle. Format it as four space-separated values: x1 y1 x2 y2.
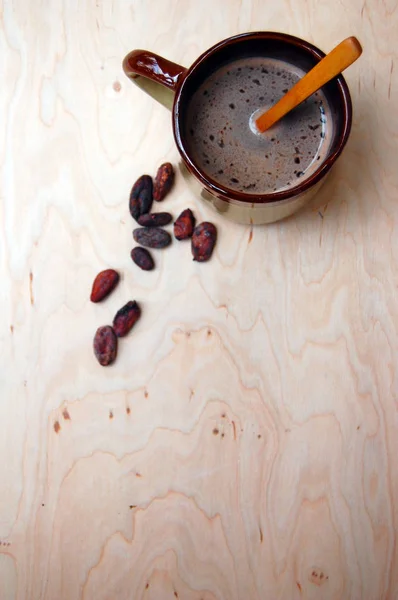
255 36 362 133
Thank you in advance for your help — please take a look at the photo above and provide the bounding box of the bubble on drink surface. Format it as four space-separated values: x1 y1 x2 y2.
249 108 269 136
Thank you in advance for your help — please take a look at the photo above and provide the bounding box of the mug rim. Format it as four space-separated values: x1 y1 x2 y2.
173 31 353 205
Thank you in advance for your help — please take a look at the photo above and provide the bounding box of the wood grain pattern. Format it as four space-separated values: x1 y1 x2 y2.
1 0 397 598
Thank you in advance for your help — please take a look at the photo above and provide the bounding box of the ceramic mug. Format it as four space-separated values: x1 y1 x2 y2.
123 32 352 225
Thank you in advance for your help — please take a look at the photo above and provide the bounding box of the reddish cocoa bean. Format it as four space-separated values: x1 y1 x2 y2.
153 163 174 201
129 175 153 221
174 208 195 240
137 212 172 227
133 227 171 249
191 222 217 262
93 325 117 366
113 300 141 337
90 269 119 302
131 247 154 271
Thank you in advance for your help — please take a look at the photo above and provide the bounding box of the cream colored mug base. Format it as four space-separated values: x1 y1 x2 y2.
179 162 327 225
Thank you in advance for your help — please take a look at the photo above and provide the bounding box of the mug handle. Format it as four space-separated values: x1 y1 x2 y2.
122 50 187 110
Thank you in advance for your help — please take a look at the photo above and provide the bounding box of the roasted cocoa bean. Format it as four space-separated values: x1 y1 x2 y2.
131 247 155 271
191 222 217 262
174 208 195 240
137 212 172 227
90 269 120 302
153 162 174 201
129 175 153 221
93 325 117 366
113 300 141 337
133 227 171 249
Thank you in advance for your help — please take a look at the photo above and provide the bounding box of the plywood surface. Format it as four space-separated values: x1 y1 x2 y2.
1 1 398 598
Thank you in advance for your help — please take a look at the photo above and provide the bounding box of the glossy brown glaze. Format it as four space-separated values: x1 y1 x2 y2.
173 32 352 205
122 50 187 91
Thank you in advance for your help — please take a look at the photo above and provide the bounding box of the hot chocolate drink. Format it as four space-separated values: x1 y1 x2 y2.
184 56 333 194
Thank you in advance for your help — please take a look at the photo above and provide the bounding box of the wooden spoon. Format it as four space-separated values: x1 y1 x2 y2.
254 36 362 134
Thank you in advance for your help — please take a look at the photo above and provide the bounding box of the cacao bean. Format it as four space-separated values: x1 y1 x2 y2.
90 269 119 302
133 227 171 249
131 247 154 271
137 212 172 227
153 162 174 201
93 325 117 366
113 300 141 337
174 208 195 240
129 175 153 221
191 222 217 262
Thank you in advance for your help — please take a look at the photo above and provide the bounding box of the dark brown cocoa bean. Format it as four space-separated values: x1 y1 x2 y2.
131 247 155 271
174 208 195 240
129 175 153 221
90 269 119 302
133 227 171 249
153 163 174 201
191 222 217 262
93 325 117 366
113 300 141 337
137 212 172 227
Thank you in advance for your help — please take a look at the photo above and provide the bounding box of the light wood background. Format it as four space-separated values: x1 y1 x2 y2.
1 0 397 598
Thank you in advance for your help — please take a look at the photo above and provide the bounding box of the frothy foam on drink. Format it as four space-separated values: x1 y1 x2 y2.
184 57 333 194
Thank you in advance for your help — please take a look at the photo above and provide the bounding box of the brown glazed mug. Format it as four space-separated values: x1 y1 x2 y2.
123 32 352 224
